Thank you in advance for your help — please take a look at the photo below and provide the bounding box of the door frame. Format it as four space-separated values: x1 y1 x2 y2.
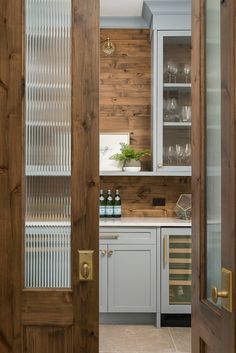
0 0 99 352
192 0 236 352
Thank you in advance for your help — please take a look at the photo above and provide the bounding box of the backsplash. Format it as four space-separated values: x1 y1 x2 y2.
100 176 191 217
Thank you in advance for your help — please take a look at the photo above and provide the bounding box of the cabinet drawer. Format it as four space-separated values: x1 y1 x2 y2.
99 227 157 245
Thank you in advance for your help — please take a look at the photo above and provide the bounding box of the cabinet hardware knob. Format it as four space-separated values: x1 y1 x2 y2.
100 249 107 256
158 163 163 168
108 250 113 257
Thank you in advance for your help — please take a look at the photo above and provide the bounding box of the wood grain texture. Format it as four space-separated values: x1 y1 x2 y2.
100 176 191 217
72 0 99 353
100 29 152 171
0 1 23 353
23 326 72 353
191 0 236 352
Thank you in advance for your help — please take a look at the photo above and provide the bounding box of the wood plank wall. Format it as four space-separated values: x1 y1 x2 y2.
100 176 191 217
100 29 191 217
100 29 152 170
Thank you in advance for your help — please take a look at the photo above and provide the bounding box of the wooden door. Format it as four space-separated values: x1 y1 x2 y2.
192 0 236 352
0 0 99 353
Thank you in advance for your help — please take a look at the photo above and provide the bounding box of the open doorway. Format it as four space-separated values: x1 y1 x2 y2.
99 1 192 352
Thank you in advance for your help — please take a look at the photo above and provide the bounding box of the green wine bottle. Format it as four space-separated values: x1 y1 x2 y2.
106 190 114 217
114 189 122 218
99 189 106 218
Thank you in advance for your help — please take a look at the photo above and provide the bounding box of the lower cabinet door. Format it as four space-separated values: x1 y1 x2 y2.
107 244 156 312
99 246 108 313
161 227 192 314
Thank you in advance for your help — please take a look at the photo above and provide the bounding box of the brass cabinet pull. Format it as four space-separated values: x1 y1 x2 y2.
108 250 113 257
163 236 168 267
100 234 119 239
100 249 107 256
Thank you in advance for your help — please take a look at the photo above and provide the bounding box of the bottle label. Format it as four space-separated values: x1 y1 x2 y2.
100 206 106 216
114 206 121 216
106 206 113 216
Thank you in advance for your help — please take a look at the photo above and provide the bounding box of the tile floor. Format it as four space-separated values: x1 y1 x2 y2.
100 325 191 353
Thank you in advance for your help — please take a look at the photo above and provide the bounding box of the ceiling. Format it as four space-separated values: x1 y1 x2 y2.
100 0 144 17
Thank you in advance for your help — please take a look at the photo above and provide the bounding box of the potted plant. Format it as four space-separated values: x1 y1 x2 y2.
110 143 151 172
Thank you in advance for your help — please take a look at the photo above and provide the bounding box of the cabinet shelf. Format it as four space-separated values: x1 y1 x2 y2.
163 83 191 89
169 248 192 254
100 171 156 176
169 269 192 275
163 122 191 127
169 280 191 286
169 258 191 264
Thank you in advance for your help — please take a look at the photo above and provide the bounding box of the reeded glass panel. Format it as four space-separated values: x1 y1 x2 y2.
25 0 72 288
169 235 192 305
205 0 221 304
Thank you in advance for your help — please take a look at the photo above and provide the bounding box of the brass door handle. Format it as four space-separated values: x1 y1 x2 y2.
81 262 90 279
211 286 229 304
78 250 94 281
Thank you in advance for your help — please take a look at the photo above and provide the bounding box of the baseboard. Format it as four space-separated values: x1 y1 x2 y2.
161 314 191 327
100 313 156 325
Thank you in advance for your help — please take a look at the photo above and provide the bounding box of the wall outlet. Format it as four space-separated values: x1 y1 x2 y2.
152 198 166 206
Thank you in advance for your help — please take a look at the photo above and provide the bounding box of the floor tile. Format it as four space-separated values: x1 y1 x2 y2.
169 327 191 353
100 325 177 353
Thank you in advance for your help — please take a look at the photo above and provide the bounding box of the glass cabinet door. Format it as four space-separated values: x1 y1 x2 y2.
157 32 192 174
161 228 192 313
24 0 72 288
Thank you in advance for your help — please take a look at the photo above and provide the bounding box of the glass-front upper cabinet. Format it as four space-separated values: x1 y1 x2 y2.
157 31 192 175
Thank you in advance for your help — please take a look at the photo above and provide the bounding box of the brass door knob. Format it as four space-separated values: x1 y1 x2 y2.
108 250 113 257
211 286 229 304
81 262 90 280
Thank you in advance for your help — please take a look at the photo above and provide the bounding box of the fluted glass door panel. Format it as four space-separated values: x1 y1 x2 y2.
25 0 72 288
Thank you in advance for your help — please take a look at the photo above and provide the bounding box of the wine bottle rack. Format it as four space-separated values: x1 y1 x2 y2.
169 235 192 305
161 228 192 313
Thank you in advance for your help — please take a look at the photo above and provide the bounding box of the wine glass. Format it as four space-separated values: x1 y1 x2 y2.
181 106 192 122
183 143 191 165
176 144 184 165
166 98 179 122
183 63 191 83
166 61 178 83
167 146 175 165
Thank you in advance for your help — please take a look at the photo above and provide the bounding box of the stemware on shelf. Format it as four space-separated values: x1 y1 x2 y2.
166 60 179 83
180 106 192 122
164 98 180 122
183 63 191 83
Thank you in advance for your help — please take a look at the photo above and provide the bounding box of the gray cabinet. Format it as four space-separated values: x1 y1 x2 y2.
108 244 156 312
99 246 108 313
161 227 192 314
99 227 157 313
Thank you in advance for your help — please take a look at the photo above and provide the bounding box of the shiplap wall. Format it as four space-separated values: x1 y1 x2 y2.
100 29 191 216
